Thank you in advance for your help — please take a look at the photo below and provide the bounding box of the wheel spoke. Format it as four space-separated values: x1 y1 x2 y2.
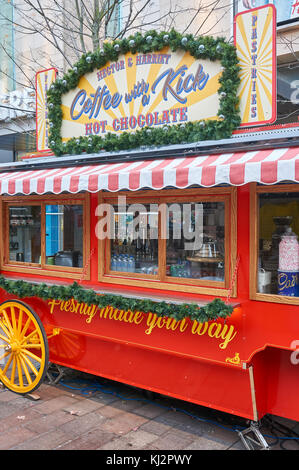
19 355 32 385
21 348 42 364
0 351 10 363
23 343 42 349
10 306 17 336
17 308 23 337
16 356 24 388
10 357 16 385
0 320 11 341
2 310 14 338
21 328 39 345
19 317 32 341
0 333 9 344
2 353 13 376
20 352 39 377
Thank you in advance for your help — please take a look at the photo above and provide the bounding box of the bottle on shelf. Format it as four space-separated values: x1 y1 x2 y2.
111 255 117 271
128 256 135 273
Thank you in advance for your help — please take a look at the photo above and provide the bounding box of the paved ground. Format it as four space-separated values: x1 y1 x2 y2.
0 367 298 451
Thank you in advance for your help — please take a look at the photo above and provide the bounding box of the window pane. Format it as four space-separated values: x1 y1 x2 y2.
9 206 41 263
166 202 225 282
45 204 83 267
259 192 299 296
110 204 158 275
0 0 14 94
276 64 299 126
105 0 121 38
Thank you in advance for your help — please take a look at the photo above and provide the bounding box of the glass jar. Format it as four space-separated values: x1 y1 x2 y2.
279 227 299 272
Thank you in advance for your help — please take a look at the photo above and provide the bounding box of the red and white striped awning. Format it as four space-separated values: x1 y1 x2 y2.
1 147 299 195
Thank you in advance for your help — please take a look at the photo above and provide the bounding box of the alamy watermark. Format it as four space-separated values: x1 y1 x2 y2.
95 196 204 251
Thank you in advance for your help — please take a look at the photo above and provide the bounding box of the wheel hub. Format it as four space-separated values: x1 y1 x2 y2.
5 340 21 354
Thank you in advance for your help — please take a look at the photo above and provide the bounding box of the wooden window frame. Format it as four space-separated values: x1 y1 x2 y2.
98 187 237 297
1 193 90 281
250 183 299 305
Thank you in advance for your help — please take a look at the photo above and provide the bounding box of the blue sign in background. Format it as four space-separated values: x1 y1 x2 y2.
236 1 298 24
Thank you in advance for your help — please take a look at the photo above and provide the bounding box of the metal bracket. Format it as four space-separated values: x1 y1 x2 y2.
46 363 67 385
238 421 270 450
47 328 61 340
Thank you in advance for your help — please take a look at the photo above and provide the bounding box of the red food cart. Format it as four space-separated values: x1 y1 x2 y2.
0 23 298 449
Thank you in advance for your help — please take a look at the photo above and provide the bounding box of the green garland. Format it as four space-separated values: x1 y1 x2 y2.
0 276 233 323
47 29 241 157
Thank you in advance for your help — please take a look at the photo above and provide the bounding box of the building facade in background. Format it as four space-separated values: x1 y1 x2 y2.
0 0 14 94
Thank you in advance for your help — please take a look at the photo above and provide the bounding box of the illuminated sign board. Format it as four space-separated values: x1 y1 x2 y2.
60 48 222 141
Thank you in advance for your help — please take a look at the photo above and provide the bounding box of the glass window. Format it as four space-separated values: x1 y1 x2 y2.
9 206 41 263
45 204 83 267
110 203 159 275
166 201 225 282
6 199 85 273
258 192 299 296
276 64 299 126
105 0 121 38
107 198 227 284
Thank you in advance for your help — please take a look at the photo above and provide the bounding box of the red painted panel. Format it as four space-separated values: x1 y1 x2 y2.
0 185 299 421
251 347 299 422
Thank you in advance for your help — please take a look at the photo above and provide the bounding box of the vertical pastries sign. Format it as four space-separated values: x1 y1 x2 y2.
36 68 57 151
234 4 277 127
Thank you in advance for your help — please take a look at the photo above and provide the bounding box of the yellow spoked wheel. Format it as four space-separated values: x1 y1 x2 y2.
0 300 49 395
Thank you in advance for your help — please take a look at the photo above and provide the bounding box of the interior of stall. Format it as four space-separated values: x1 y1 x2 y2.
7 201 84 269
109 201 225 282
